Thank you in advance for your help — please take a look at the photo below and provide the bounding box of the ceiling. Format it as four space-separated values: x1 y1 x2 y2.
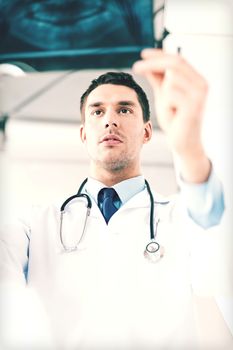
0 68 158 127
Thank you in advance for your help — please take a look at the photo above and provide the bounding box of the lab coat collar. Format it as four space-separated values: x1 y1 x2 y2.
88 186 170 219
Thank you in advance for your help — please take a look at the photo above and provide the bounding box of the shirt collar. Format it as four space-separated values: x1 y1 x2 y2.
84 176 145 206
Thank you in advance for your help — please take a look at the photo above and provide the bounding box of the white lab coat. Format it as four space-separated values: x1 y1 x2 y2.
0 188 220 349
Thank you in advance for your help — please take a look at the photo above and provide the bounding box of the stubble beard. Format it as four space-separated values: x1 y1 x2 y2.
89 144 139 178
98 157 131 173
94 149 133 173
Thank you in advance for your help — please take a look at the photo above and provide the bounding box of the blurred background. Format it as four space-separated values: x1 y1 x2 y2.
0 0 177 214
0 0 233 343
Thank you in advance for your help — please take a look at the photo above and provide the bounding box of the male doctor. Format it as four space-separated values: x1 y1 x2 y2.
0 49 228 349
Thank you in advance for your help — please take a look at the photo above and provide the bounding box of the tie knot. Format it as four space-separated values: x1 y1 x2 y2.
101 187 118 200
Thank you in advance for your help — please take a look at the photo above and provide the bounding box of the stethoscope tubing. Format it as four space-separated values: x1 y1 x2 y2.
60 178 164 262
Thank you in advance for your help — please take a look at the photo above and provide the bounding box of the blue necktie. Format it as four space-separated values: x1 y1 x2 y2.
98 188 120 224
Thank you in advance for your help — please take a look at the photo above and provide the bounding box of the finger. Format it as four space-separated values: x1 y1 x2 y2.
134 59 195 98
134 50 207 88
133 56 193 84
163 69 194 96
141 71 163 93
140 48 164 58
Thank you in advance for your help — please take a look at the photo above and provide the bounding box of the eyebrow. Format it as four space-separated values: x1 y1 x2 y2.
87 100 137 109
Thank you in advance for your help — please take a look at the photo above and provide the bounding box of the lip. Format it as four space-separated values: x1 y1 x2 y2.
100 134 123 146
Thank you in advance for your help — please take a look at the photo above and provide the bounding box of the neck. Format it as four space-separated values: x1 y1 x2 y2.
89 163 142 187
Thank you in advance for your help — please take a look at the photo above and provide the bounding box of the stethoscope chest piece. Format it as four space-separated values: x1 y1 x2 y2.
144 240 164 263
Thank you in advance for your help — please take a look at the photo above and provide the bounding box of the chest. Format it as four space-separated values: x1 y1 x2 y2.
28 202 191 294
26 203 195 347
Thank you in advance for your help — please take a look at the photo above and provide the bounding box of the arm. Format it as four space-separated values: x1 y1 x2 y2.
0 219 30 285
0 218 54 348
133 48 224 227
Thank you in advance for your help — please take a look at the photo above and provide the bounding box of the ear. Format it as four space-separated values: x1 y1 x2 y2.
80 124 86 143
143 121 153 144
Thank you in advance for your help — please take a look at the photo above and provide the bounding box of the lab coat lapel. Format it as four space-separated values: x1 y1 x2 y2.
88 188 150 220
119 188 170 210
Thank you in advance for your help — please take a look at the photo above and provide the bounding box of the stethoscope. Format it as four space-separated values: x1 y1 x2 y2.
60 178 165 263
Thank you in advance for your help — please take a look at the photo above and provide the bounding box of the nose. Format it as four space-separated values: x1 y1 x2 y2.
105 121 118 128
104 110 118 129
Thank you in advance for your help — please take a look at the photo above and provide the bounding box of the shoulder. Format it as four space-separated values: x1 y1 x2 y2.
2 202 61 232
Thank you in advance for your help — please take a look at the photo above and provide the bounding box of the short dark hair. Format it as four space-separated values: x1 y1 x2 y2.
80 71 150 123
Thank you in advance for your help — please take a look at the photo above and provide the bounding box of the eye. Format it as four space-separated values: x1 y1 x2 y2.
92 109 103 116
119 108 131 115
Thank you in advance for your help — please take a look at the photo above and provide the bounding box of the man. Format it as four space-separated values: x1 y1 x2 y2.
0 49 226 349
79 48 223 227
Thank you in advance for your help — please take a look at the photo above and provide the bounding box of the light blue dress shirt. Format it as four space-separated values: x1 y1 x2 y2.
179 168 225 228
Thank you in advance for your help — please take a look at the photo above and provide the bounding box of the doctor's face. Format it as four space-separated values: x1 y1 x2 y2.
80 84 152 176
